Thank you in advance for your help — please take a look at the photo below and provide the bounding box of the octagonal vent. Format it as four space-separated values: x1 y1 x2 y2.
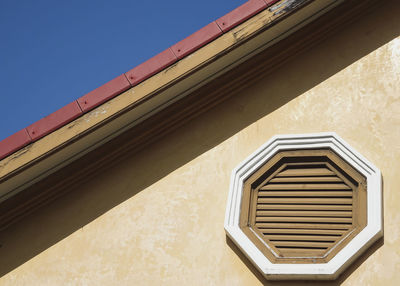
242 149 367 264
225 133 382 280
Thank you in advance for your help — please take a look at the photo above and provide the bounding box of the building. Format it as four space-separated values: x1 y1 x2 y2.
0 0 399 284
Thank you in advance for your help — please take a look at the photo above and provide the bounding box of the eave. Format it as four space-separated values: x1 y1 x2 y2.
0 0 377 229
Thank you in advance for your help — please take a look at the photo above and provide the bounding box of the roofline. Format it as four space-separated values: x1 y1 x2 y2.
0 0 347 202
0 0 280 160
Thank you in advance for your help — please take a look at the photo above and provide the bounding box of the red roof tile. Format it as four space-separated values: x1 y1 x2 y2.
125 48 177 86
265 0 281 6
0 129 32 160
216 0 267 32
171 22 223 59
77 74 131 113
27 101 83 141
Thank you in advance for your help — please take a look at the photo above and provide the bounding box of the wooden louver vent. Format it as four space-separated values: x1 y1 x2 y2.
240 149 367 264
255 164 353 258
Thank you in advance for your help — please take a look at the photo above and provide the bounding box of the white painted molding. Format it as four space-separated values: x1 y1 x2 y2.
224 132 382 280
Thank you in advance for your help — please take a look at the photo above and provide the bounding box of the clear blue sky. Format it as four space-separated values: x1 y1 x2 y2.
0 0 245 141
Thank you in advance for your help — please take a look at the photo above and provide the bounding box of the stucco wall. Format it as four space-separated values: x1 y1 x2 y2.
0 1 399 285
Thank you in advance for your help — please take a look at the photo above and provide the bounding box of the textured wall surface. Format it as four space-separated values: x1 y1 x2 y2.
0 1 399 285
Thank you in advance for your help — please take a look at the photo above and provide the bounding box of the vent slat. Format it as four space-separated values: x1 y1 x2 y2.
260 228 346 235
260 184 351 190
276 168 335 177
256 223 351 230
266 235 340 241
257 198 352 204
278 249 326 256
269 176 342 183
255 216 352 223
257 210 352 217
272 241 332 248
258 191 352 197
257 204 352 210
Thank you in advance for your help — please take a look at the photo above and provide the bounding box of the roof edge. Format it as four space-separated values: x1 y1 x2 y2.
0 0 281 161
0 0 349 202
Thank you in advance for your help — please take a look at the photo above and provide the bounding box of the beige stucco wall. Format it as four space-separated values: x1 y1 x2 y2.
1 2 399 285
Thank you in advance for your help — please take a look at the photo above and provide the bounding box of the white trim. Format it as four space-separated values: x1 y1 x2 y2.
224 132 382 280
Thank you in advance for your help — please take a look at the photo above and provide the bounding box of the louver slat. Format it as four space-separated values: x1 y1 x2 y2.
257 211 352 217
256 216 352 223
256 204 352 210
278 249 326 256
260 228 347 235
257 198 352 204
258 191 352 197
276 168 335 177
256 223 351 229
267 235 340 241
269 177 342 183
260 183 350 190
254 164 354 257
271 241 333 248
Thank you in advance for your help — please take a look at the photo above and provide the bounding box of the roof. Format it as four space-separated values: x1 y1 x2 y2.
0 0 280 161
0 0 375 228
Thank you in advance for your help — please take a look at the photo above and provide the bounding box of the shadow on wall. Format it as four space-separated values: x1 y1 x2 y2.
0 0 398 282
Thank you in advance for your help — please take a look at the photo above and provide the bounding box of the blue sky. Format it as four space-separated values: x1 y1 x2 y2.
0 0 245 141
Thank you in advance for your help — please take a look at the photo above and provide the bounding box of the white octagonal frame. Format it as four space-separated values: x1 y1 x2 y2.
224 132 382 280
